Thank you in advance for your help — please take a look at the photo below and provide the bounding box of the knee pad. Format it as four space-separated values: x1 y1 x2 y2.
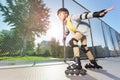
69 38 78 48
81 45 89 53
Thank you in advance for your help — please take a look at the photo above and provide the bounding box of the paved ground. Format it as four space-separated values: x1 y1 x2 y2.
0 57 120 80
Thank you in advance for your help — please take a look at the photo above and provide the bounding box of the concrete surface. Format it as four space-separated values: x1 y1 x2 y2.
0 57 120 80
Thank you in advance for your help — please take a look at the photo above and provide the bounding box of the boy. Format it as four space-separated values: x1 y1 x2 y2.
57 7 114 71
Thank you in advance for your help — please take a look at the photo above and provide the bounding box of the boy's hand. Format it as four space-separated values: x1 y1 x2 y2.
99 6 114 17
105 6 114 13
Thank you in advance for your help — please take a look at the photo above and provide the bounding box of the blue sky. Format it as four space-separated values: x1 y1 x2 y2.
0 0 120 32
0 0 120 46
77 0 120 33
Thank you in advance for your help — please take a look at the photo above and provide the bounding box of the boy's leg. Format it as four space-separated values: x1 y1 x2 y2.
81 36 94 60
69 32 83 69
81 36 102 69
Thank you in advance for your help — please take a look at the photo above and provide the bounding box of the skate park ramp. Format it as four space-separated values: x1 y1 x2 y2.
0 57 120 80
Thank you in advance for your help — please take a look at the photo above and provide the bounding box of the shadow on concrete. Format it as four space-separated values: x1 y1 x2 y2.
87 69 120 80
94 70 120 80
66 74 97 80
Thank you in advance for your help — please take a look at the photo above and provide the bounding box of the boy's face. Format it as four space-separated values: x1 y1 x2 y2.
57 11 68 21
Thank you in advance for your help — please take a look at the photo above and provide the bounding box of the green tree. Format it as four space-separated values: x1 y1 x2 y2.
0 0 50 56
0 32 5 55
36 43 42 55
43 49 50 57
49 38 61 58
0 30 22 56
0 32 4 43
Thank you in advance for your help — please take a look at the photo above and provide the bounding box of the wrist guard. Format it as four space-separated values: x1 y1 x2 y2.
93 9 107 17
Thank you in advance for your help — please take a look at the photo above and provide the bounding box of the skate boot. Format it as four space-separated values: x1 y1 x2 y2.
85 60 103 69
65 57 86 76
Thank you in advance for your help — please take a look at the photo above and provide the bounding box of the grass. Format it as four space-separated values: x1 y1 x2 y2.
0 56 52 60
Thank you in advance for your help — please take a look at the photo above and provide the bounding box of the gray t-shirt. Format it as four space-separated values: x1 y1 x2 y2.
66 12 94 36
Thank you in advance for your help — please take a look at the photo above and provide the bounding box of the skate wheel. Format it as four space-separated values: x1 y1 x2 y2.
65 70 70 75
85 64 95 69
67 66 71 70
79 69 86 75
74 69 80 75
70 70 74 75
96 67 103 69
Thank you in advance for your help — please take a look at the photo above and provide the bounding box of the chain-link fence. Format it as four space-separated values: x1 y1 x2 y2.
0 0 120 66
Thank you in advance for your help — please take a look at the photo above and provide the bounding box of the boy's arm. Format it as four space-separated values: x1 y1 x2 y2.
77 6 114 20
93 6 114 17
63 27 70 41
